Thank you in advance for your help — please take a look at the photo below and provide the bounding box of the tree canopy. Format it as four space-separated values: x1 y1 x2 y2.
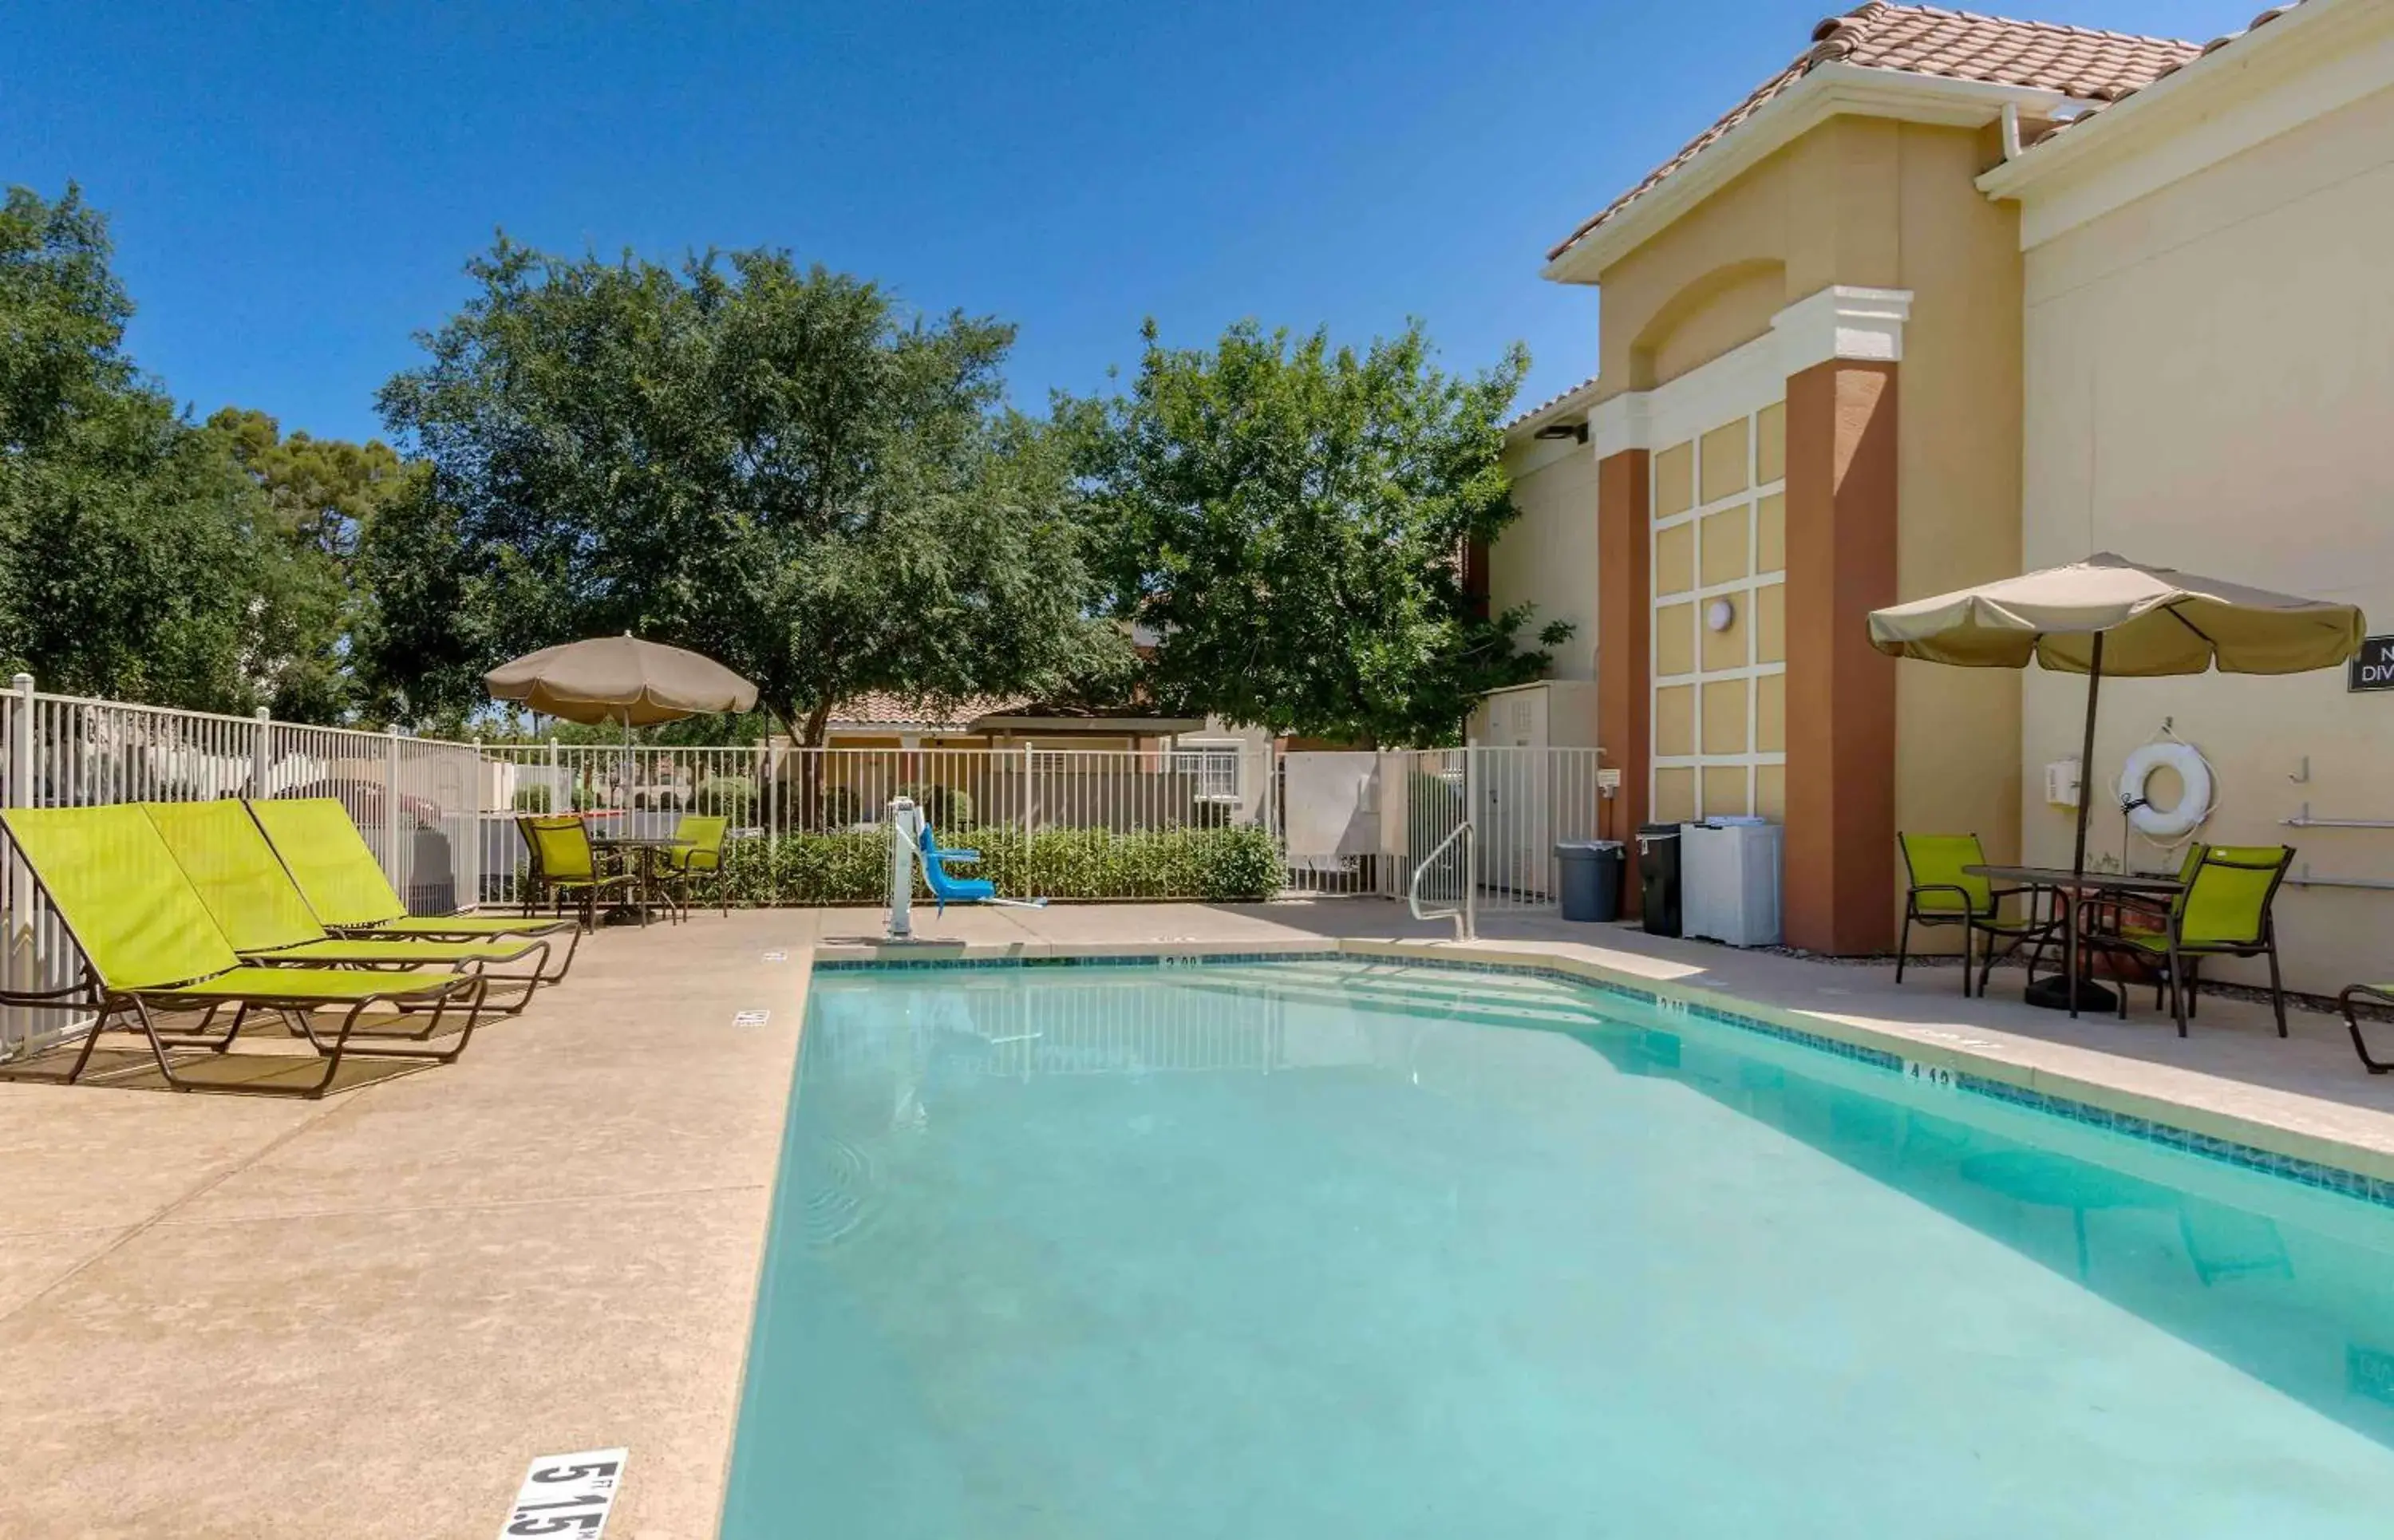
367 239 1125 740
1066 319 1564 746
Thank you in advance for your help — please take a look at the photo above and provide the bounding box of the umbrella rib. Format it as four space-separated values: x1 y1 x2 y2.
2162 602 2218 647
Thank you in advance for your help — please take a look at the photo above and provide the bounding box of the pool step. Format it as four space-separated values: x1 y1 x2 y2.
1178 964 1618 1034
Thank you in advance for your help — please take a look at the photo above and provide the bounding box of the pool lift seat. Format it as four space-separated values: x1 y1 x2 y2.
885 796 1046 938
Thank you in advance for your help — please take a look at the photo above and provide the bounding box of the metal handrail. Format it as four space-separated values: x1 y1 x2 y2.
1408 819 1475 941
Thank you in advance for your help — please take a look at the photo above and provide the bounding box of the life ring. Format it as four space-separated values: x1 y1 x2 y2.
2118 741 2212 839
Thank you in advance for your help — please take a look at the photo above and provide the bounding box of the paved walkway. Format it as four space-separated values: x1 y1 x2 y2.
3 898 2392 1537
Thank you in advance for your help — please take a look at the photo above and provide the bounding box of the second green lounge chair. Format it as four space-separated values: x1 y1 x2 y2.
144 800 553 1017
0 804 488 1097
247 797 582 981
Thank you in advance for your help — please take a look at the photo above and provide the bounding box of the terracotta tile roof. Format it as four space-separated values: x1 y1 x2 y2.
2028 2 2312 146
829 692 1029 730
1502 370 1602 432
1547 3 2202 263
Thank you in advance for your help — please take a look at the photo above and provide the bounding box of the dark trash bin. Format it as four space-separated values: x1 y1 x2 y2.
1637 822 1683 937
1555 839 1625 922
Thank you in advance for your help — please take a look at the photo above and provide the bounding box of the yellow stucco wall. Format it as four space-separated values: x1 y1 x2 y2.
2017 81 2394 995
1582 113 2023 942
1491 440 1600 678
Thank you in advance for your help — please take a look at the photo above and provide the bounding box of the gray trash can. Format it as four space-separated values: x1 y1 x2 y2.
1555 839 1625 922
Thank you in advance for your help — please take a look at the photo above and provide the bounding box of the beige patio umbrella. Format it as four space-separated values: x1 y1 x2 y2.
1871 552 2362 1006
486 634 757 727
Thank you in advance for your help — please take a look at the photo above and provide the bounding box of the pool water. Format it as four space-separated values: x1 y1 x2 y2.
723 960 2394 1538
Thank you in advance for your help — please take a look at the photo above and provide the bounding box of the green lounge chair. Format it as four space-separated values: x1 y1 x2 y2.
144 800 552 1017
658 813 731 920
1896 833 2050 997
2340 984 2394 1073
519 815 640 931
247 798 581 981
2081 844 2294 1037
0 804 486 1097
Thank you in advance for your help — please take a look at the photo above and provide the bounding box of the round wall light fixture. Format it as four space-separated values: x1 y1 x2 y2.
1705 597 1736 633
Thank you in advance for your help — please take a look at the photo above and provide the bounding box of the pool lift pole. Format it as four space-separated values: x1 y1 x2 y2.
887 796 920 940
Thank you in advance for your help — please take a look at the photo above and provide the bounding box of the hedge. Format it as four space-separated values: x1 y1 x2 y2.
714 823 1282 906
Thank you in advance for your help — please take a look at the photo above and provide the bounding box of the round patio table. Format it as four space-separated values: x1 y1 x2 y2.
1965 863 2183 1017
591 835 693 926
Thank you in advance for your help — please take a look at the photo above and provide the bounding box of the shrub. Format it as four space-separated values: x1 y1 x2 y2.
512 784 551 813
694 776 759 826
706 823 1282 906
816 783 867 828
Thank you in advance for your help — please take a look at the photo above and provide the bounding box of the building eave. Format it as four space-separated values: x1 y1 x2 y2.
1542 63 2074 286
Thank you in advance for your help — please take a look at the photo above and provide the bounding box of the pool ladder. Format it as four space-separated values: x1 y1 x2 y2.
1408 820 1476 942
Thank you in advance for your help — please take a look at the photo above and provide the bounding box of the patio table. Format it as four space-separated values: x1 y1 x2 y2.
592 835 693 926
1965 863 2184 1017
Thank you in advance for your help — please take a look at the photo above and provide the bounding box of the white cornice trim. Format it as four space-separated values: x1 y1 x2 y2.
1772 284 1911 370
1590 284 1910 458
1543 64 2072 285
1978 0 2391 248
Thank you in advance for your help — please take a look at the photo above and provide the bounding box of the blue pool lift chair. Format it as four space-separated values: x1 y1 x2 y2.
916 822 1046 915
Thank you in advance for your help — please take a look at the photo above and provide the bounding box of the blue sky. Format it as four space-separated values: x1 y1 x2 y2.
8 0 2259 445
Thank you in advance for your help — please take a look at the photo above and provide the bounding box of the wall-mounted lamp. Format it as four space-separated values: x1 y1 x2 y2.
1705 597 1736 633
1532 421 1590 443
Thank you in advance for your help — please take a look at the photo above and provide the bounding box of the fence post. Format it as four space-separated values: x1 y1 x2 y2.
548 736 561 815
1464 740 1480 938
1022 740 1034 888
470 735 485 912
251 706 271 798
5 673 32 1059
385 725 404 899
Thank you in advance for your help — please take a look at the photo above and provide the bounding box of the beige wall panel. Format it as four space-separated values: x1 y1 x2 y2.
1648 263 1785 386
1654 684 1695 756
1701 678 1749 755
1755 582 1786 664
1700 418 1750 504
1701 507 1750 587
1655 602 1696 677
1700 594 1750 672
1755 764 1787 821
1703 765 1752 817
1756 401 1787 485
2016 81 2394 995
1489 444 1601 678
1756 672 1786 753
1653 441 1695 519
1653 767 1697 826
1756 492 1786 573
1891 121 2026 928
1655 523 1696 596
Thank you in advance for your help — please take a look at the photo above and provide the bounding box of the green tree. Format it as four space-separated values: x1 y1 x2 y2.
1068 319 1564 746
368 239 1124 741
203 408 424 722
0 185 290 710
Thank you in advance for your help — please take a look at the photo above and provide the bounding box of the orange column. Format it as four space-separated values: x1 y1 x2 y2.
1596 448 1650 910
1782 359 1899 954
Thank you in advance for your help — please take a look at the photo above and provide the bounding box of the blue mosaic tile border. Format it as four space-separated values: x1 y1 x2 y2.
817 947 2394 1209
814 950 1343 973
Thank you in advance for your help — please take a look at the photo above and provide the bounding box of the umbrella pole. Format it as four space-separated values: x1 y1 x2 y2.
2067 633 2105 1017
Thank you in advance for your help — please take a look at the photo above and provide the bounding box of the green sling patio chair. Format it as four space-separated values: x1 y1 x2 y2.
1896 833 2049 997
518 815 640 932
247 798 581 982
144 800 553 1017
2081 844 2295 1038
0 804 487 1097
657 813 731 920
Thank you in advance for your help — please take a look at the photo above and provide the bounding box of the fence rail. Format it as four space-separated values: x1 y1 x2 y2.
1 670 1609 1061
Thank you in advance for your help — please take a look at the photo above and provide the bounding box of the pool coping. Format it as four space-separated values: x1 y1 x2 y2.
808 935 2394 1206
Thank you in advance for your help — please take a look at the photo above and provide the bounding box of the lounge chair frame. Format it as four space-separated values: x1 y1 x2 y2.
2340 984 2394 1074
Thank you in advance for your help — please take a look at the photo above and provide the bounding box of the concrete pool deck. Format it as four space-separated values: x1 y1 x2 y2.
4 898 2394 1536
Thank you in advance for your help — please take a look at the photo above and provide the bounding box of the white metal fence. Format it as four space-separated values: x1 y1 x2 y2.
0 667 1609 1061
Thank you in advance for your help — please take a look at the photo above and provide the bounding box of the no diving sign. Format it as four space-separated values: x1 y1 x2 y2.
2353 636 2394 692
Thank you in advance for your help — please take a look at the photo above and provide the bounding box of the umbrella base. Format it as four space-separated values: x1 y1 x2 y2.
2023 973 2119 1014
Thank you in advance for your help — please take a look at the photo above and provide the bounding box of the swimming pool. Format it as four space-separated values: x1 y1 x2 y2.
723 958 2394 1537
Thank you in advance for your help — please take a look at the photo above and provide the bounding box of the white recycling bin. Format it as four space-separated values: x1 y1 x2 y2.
1677 817 1783 946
